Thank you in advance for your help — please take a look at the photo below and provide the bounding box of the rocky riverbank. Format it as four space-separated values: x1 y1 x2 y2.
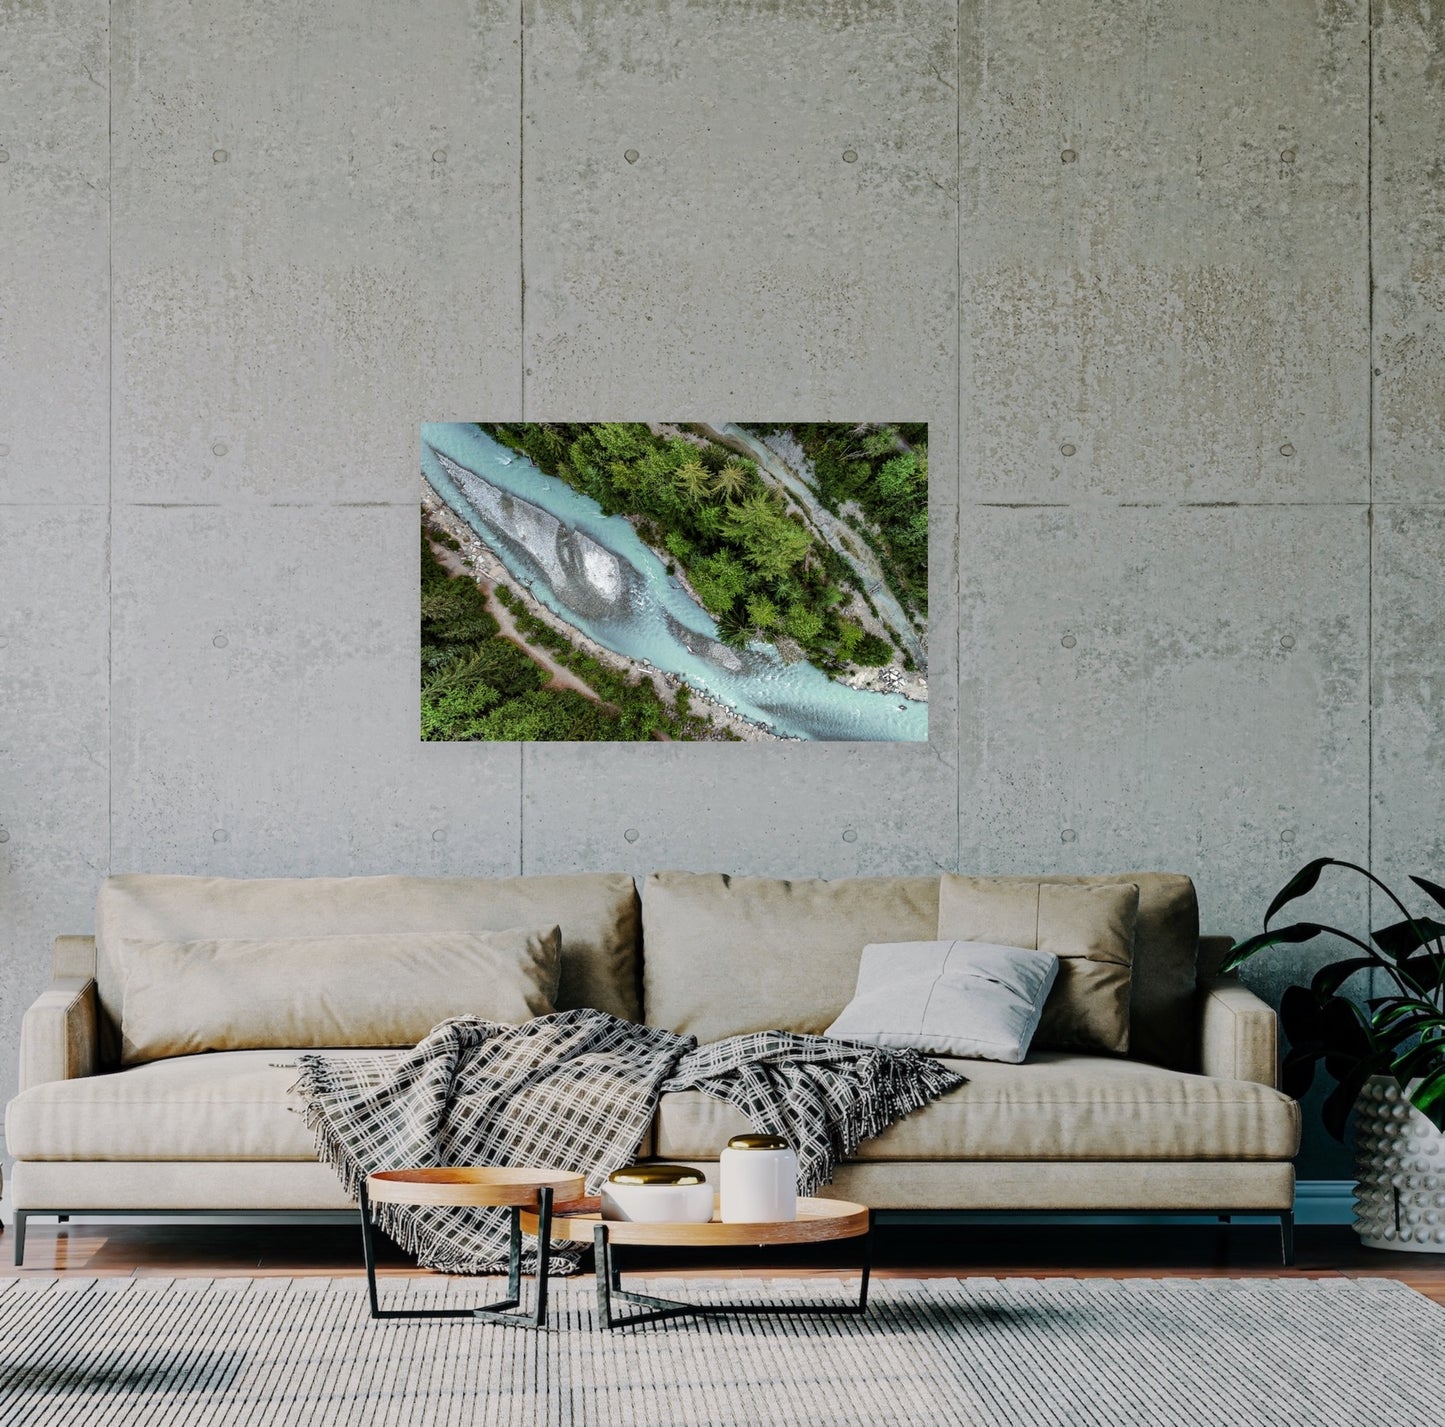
422 484 786 743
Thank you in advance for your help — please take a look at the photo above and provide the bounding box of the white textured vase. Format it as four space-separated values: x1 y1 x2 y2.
1353 1075 1445 1253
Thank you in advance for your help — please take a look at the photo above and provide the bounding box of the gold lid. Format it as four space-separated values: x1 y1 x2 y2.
726 1134 790 1151
607 1163 707 1187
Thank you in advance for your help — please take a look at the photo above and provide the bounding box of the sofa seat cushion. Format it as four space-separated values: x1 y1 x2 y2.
5 1050 361 1161
653 1053 1302 1163
5 1050 658 1164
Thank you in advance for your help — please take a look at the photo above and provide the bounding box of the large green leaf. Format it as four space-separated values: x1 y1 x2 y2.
1222 922 1328 973
1368 1008 1445 1047
1370 996 1441 1030
1410 1067 1445 1133
1410 876 1445 915
1390 1037 1445 1082
1322 1061 1378 1142
1310 957 1380 1000
1395 951 1445 996
1371 916 1445 961
1280 1046 1319 1099
1265 859 1335 926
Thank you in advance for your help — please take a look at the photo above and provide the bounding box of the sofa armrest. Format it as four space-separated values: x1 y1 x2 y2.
18 975 99 1092
1198 978 1279 1088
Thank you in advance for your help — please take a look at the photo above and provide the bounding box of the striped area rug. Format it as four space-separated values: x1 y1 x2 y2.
1 1275 1442 1426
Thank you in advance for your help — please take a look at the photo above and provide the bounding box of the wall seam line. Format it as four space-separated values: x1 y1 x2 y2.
954 0 963 875
519 0 527 878
519 0 526 421
1366 0 1376 944
106 0 114 877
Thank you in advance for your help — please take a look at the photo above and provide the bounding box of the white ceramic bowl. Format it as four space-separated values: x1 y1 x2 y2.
600 1180 715 1224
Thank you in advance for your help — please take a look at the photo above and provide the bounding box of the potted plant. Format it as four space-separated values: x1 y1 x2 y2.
1225 858 1445 1251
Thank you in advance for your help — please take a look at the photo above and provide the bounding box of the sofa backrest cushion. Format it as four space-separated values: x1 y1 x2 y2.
116 927 561 1065
938 872 1199 1070
937 877 1139 1054
640 872 940 1040
94 873 641 1065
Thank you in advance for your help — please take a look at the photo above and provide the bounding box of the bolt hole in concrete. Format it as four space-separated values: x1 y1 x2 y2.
842 828 858 843
623 828 640 843
1060 148 1077 163
1280 829 1296 844
212 634 228 649
842 149 858 163
624 149 639 164
0 150 10 162
212 149 228 163
1061 634 1077 649
1279 443 1296 457
212 829 228 843
1280 148 1296 163
0 830 10 844
212 441 228 457
1061 829 1077 844
1060 443 1076 457
432 829 447 843
1279 634 1296 650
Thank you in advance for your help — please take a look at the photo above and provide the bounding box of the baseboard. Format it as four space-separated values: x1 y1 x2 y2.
1292 1180 1354 1225
886 1181 1356 1228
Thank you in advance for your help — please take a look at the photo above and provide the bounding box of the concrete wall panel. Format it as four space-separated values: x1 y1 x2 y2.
1373 1 1445 503
961 504 1371 994
0 0 110 506
109 504 520 876
961 0 1368 504
520 0 958 416
5 0 1444 1195
518 0 961 877
111 0 521 505
1373 506 1445 895
0 508 110 1113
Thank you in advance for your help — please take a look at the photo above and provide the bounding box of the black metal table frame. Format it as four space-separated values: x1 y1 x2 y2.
590 1211 873 1330
358 1180 556 1328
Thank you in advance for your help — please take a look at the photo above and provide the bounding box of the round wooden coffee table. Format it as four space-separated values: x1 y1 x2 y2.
360 1166 585 1327
520 1194 873 1329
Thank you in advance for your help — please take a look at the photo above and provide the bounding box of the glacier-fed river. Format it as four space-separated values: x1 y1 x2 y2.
421 423 927 742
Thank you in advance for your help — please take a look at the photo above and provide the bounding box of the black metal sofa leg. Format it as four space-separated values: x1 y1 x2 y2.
1280 1211 1295 1267
13 1211 26 1267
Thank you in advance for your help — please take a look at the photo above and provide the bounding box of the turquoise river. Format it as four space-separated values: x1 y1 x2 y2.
421 423 927 742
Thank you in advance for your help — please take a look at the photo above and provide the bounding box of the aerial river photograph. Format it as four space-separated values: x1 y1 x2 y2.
420 421 929 743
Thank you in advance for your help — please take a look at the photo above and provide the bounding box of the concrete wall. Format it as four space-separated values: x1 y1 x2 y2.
2 0 1441 1179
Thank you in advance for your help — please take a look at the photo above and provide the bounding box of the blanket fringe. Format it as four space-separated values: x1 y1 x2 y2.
288 1059 582 1276
801 1053 965 1194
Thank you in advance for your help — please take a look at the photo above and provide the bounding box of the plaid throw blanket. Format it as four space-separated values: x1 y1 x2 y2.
290 1009 965 1275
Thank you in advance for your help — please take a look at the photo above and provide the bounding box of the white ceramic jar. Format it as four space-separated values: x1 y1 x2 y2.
719 1134 798 1223
600 1163 714 1224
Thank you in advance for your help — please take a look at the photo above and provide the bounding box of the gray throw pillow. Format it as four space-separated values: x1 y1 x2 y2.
825 940 1060 1063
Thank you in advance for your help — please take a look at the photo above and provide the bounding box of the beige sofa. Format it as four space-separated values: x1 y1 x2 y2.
5 870 1300 1265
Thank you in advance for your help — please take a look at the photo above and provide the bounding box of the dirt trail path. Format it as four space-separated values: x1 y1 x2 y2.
429 536 673 740
431 542 602 701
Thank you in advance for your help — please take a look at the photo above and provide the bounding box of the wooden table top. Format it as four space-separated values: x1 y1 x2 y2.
521 1195 871 1247
364 1167 586 1209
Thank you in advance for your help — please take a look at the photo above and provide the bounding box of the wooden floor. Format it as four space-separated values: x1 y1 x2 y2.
4 1217 1444 1307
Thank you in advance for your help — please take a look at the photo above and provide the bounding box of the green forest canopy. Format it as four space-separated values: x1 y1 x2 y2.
482 422 922 674
743 423 928 629
420 527 721 743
